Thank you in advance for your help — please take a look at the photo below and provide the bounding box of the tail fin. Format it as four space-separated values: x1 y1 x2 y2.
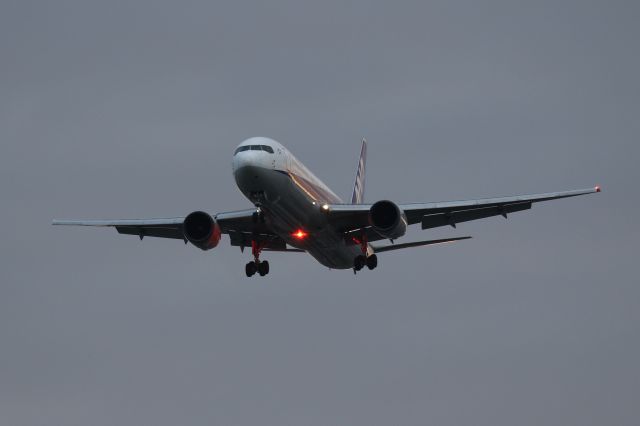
351 138 367 204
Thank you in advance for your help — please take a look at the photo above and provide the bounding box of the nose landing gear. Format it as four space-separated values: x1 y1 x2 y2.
245 240 270 277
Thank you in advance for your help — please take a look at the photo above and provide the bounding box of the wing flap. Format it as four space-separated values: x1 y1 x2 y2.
115 225 185 240
421 202 531 229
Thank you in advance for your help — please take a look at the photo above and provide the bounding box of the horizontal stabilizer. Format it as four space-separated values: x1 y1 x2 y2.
372 236 471 253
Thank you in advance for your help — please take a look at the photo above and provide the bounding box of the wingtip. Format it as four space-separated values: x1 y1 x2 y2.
595 185 601 193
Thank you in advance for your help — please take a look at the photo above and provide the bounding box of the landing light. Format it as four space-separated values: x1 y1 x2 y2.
321 204 330 211
293 229 308 240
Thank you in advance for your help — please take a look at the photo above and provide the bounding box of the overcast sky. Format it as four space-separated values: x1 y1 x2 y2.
1 1 638 425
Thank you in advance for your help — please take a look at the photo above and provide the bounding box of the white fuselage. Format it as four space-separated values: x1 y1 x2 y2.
232 137 366 269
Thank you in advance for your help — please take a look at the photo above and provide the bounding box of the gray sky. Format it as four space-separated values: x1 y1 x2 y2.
1 1 638 425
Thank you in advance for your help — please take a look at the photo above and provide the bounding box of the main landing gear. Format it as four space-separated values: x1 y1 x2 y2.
245 260 269 277
353 254 378 273
245 240 270 277
352 235 378 274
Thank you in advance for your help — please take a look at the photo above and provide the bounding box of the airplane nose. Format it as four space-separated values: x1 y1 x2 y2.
233 163 276 205
233 156 270 189
234 164 259 184
232 148 272 174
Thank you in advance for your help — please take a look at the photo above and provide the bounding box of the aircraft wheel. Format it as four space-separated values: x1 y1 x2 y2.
354 255 366 271
258 260 270 276
366 254 378 270
245 261 257 277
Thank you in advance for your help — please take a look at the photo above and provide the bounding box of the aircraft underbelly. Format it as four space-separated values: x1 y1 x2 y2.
235 165 360 269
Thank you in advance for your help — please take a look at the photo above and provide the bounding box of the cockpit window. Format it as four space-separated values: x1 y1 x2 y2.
234 145 275 155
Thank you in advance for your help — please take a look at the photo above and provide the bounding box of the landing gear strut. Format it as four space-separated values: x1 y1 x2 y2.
245 240 270 277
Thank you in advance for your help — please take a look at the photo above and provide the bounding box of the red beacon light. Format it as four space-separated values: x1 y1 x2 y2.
595 185 601 193
292 229 308 240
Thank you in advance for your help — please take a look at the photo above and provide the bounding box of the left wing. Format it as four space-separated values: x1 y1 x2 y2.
326 186 601 241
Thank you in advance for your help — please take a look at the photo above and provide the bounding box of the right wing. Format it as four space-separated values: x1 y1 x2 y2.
53 208 300 251
51 217 186 239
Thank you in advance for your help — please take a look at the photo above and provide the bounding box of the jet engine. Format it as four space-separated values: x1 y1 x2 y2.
369 200 407 239
183 211 221 251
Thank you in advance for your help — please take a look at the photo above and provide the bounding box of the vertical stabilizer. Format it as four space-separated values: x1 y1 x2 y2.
351 138 367 204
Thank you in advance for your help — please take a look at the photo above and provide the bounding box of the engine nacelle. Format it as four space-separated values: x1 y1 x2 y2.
183 211 221 251
369 200 407 239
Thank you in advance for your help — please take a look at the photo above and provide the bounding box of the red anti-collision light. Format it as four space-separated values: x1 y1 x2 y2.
595 185 601 192
293 229 308 239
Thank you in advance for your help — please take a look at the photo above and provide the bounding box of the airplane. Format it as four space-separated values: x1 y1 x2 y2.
53 137 601 277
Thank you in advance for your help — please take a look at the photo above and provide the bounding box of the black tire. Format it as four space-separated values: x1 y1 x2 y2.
366 254 378 270
245 261 257 277
354 255 366 271
261 260 270 275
